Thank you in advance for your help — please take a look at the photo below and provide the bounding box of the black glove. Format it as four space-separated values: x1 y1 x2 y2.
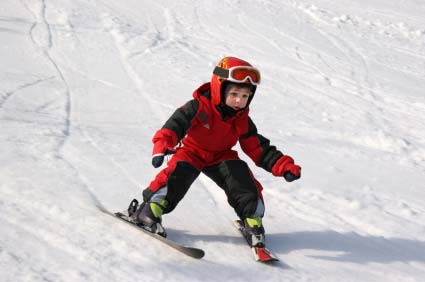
151 149 176 168
283 171 300 182
152 155 164 168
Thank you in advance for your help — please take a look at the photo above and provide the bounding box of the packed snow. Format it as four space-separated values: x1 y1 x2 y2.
1 0 425 281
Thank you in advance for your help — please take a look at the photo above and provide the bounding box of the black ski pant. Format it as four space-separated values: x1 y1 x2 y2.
143 159 264 219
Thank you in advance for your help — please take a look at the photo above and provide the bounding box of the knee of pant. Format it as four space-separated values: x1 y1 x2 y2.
165 161 200 213
222 160 258 191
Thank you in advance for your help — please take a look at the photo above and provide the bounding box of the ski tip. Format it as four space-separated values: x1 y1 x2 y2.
252 247 279 263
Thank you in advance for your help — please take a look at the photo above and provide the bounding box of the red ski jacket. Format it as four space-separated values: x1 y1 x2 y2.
151 82 298 177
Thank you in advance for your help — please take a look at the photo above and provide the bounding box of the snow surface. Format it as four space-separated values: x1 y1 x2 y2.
1 0 425 281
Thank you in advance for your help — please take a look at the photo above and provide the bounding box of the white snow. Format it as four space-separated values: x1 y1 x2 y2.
1 0 425 281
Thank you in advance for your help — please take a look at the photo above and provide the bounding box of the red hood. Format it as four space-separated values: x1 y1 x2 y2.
192 81 221 106
192 82 250 120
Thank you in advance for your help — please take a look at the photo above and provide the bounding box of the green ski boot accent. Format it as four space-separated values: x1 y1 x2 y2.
243 216 265 247
150 200 168 219
245 217 262 228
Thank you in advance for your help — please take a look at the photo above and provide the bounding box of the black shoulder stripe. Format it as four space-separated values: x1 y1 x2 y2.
163 99 199 140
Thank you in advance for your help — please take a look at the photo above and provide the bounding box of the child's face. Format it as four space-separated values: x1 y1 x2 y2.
224 85 251 111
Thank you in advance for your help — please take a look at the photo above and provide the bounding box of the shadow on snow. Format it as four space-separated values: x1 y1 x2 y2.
267 231 425 264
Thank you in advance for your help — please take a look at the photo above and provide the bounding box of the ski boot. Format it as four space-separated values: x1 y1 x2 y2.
243 217 266 247
129 199 167 237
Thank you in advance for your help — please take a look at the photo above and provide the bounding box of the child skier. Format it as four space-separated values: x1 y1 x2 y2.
131 56 301 247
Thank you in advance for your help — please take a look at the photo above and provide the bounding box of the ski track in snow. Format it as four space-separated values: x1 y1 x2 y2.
0 76 54 108
1 0 425 281
21 0 72 155
19 0 113 216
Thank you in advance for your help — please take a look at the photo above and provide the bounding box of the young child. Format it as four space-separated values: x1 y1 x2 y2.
132 57 301 247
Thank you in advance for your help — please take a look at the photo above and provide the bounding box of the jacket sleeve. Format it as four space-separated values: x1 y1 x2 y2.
239 117 284 174
152 99 199 155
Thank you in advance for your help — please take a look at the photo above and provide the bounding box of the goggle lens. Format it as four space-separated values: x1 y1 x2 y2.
230 68 261 84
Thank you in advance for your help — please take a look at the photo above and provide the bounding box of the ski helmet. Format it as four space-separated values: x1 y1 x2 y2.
210 57 261 106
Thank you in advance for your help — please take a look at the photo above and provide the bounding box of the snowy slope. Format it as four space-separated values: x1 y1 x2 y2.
1 0 425 281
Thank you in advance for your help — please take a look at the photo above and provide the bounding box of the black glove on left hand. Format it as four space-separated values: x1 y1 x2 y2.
151 149 176 168
152 154 165 168
283 171 300 182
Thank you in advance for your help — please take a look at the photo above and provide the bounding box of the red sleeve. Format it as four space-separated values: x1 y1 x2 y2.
239 117 283 172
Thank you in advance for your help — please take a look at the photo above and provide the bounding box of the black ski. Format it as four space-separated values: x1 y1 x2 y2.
234 220 279 263
98 206 205 259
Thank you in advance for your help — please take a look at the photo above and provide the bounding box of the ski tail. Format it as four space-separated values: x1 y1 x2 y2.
115 211 205 259
98 205 205 259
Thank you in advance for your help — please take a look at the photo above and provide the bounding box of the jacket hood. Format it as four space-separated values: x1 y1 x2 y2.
192 82 251 120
